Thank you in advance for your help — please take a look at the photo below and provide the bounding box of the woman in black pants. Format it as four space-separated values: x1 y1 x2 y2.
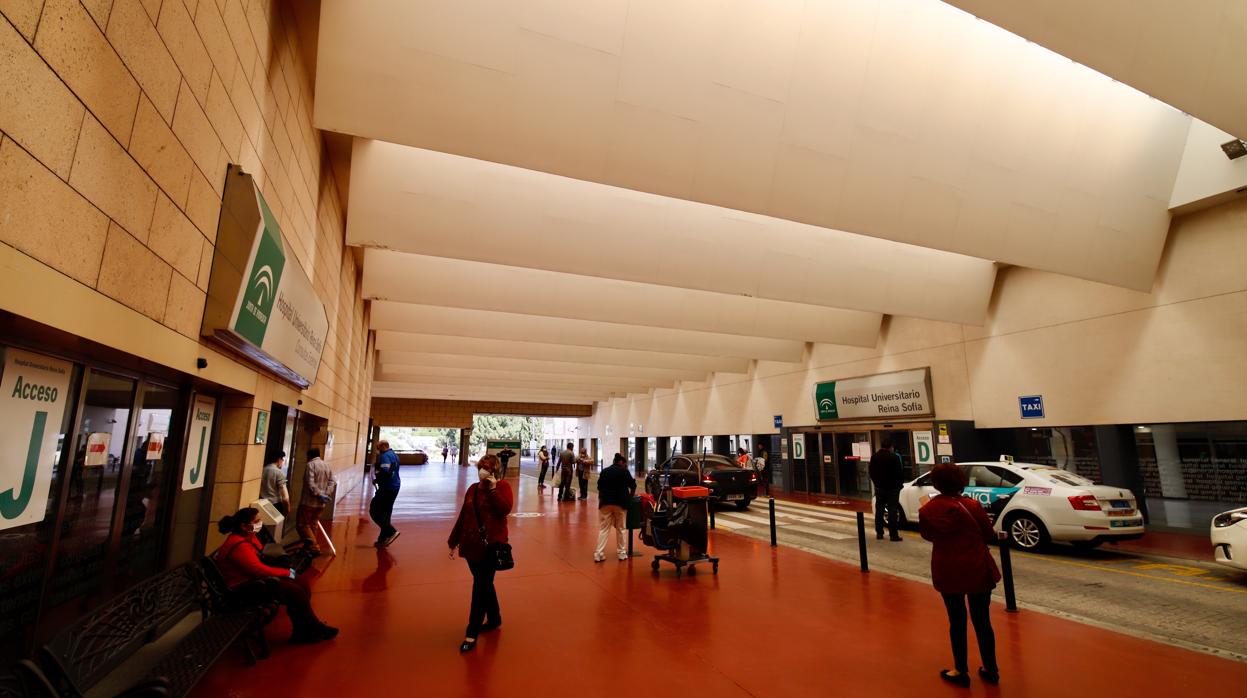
919 462 1001 687
448 454 513 652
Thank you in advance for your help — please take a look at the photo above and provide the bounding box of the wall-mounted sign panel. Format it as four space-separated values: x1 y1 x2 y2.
814 368 933 421
182 397 215 491
202 166 328 388
0 350 73 531
913 431 935 466
1019 395 1045 419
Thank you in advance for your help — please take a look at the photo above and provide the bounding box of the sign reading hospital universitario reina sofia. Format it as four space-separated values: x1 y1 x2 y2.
814 368 934 421
0 349 73 531
203 167 328 388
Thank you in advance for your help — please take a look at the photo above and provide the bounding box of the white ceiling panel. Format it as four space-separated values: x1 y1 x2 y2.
375 333 750 374
370 301 806 362
379 351 701 382
942 0 1247 140
348 140 995 324
371 381 604 404
362 249 882 345
374 367 657 392
318 0 1190 290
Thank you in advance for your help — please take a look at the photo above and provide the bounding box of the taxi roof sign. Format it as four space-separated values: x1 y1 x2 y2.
999 454 1015 464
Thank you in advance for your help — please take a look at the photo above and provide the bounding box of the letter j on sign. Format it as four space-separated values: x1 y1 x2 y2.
1019 395 1045 419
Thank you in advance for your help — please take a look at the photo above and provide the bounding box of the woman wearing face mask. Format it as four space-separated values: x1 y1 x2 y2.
214 507 339 644
447 454 514 652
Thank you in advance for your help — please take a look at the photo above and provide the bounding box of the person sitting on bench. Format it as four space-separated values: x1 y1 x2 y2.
214 507 340 645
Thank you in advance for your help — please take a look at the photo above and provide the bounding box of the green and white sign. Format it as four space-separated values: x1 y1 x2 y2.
228 187 327 384
913 430 935 466
182 396 216 491
0 349 72 531
791 436 805 460
814 368 933 421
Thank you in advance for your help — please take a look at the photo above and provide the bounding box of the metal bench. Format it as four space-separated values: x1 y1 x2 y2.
36 558 278 698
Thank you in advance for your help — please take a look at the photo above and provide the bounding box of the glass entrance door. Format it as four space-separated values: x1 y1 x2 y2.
835 432 873 499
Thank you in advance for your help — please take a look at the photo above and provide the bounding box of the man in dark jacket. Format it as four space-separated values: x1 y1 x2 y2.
594 453 636 562
869 439 905 541
371 441 402 547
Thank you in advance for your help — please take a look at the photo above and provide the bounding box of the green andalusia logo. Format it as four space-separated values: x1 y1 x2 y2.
233 195 286 347
815 382 839 420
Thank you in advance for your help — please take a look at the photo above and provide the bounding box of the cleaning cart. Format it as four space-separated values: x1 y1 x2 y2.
640 464 719 577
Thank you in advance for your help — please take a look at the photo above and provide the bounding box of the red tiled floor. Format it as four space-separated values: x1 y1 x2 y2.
194 465 1246 697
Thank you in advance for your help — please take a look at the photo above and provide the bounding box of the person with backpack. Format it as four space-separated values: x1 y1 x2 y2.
920 462 1001 688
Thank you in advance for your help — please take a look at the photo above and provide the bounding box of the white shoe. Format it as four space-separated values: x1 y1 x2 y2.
618 554 628 561
593 554 605 563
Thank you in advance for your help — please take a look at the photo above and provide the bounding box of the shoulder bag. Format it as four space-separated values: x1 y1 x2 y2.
473 486 514 571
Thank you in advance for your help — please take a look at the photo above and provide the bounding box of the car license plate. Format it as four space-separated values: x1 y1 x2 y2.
1109 500 1132 509
1110 518 1142 528
726 494 743 501
1107 510 1135 517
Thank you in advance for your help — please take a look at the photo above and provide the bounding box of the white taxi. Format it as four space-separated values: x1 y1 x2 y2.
898 458 1146 551
1211 507 1247 571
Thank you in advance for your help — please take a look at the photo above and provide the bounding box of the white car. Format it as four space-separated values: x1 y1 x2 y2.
898 460 1146 551
1211 507 1247 571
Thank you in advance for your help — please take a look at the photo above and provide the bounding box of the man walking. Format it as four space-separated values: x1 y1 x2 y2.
260 450 291 518
296 448 337 554
557 442 576 502
869 439 905 541
371 440 402 547
595 453 636 562
497 445 516 479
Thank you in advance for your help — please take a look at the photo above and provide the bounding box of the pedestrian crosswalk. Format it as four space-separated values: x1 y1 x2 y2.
712 498 874 543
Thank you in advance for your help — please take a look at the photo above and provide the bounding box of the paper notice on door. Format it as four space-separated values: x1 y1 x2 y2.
84 432 111 467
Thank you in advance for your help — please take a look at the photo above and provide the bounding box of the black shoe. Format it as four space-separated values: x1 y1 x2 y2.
978 668 999 685
876 533 884 540
289 630 324 645
480 620 502 633
319 624 339 640
890 535 903 542
459 638 477 653
940 670 970 688
380 531 401 547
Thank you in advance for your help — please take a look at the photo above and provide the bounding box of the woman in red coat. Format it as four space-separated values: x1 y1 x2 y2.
213 507 338 644
919 463 1000 688
448 454 514 652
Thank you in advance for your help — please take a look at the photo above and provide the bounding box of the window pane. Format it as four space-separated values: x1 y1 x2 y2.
43 372 135 622
0 350 80 663
116 384 180 585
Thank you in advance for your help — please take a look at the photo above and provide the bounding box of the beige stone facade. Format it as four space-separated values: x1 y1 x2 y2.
370 397 592 430
0 0 371 531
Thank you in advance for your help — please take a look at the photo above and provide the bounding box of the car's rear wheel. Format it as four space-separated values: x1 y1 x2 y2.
735 499 751 511
1006 512 1049 551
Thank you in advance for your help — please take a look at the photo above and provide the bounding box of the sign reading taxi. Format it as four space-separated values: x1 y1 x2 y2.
814 368 933 421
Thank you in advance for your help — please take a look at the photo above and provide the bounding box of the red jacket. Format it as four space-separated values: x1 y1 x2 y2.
448 481 514 562
214 532 288 587
919 495 1001 595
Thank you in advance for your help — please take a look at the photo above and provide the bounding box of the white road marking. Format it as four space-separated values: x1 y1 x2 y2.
710 517 751 530
784 525 855 541
716 512 779 527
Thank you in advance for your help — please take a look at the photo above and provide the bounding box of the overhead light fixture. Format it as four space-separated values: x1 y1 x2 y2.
1221 139 1247 160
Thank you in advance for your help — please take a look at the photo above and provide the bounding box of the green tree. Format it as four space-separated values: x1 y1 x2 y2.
469 415 543 455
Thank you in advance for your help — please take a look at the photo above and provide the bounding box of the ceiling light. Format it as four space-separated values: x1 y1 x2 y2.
1221 139 1247 160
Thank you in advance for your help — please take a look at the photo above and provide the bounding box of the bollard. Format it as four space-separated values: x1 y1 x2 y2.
768 498 777 547
709 505 716 530
997 531 1017 612
856 511 869 573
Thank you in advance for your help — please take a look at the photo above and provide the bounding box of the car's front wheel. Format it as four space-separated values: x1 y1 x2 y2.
1005 512 1050 551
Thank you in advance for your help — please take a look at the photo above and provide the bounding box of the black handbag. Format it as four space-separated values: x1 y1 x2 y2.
473 485 514 571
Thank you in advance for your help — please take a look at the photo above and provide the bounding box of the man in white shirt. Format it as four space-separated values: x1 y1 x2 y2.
260 451 290 517
297 447 337 554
